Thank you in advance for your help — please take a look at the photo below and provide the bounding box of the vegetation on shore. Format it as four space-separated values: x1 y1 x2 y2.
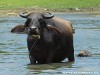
0 0 100 10
0 0 100 15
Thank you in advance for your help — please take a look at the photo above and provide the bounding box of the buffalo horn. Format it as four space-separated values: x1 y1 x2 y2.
43 12 54 19
19 12 29 18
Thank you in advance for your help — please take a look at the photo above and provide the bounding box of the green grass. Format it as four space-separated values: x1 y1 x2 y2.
0 0 100 10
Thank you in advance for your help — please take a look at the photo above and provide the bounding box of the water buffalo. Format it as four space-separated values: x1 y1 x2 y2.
11 12 75 64
77 50 92 57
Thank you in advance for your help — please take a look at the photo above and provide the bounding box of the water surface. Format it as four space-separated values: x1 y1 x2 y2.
0 14 100 75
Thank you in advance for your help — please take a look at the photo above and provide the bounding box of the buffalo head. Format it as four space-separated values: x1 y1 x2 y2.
11 12 55 39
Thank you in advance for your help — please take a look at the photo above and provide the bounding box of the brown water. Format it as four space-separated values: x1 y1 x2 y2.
0 13 100 75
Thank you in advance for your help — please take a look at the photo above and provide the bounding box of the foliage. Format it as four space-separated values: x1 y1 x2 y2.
0 0 100 10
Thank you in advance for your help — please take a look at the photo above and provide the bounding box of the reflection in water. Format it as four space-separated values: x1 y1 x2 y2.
0 14 100 75
27 62 74 74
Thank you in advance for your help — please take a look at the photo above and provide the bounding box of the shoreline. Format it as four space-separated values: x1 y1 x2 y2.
0 8 100 17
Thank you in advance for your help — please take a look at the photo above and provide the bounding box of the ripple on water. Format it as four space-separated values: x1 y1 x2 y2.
0 14 100 75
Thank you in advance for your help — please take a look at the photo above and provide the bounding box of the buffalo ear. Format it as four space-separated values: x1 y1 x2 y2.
11 25 27 34
47 25 60 34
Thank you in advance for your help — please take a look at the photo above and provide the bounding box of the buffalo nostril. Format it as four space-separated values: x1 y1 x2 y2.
28 27 38 35
29 27 37 31
34 28 37 30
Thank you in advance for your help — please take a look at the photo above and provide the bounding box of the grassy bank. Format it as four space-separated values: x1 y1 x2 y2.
0 0 100 10
0 0 100 16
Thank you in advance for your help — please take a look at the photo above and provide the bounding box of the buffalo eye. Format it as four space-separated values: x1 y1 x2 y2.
25 18 31 27
38 18 46 28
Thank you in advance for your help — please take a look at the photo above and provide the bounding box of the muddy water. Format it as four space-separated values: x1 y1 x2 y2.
0 14 100 75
